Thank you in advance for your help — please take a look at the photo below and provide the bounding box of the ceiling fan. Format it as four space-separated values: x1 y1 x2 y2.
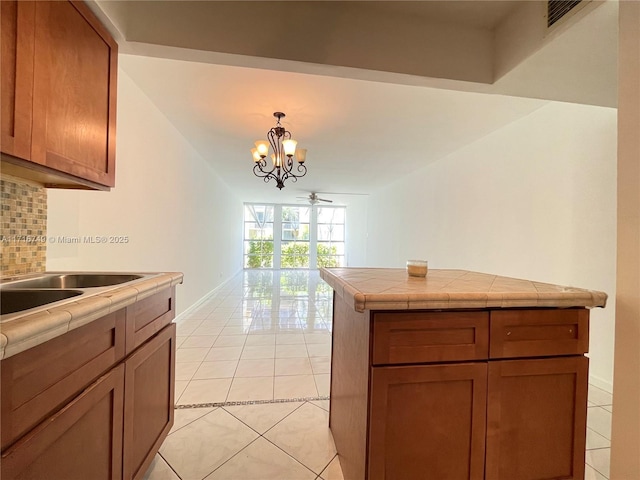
297 192 333 205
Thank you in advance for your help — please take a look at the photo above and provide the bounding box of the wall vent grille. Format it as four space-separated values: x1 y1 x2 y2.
548 0 583 27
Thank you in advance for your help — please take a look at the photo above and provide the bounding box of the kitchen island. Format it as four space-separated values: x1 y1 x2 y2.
319 268 607 480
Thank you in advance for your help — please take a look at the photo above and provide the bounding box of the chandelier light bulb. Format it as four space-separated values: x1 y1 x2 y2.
255 141 269 157
295 148 307 164
251 148 261 162
283 139 297 156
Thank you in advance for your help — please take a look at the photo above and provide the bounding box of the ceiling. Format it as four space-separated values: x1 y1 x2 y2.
95 0 618 204
361 1 520 29
121 55 546 203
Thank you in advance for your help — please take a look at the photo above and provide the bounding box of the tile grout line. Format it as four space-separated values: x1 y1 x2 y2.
224 328 250 403
176 395 331 409
262 401 338 477
258 401 328 477
587 460 611 480
157 451 184 480
213 403 320 478
316 453 338 479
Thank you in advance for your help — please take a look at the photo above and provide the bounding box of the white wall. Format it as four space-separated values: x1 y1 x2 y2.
344 196 368 267
47 68 243 314
366 101 617 390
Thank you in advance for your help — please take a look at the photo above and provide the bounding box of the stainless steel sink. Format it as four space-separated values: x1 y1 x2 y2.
3 274 143 289
0 272 158 320
1 289 83 315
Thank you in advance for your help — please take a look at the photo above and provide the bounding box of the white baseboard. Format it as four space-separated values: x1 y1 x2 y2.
174 271 240 323
589 374 613 394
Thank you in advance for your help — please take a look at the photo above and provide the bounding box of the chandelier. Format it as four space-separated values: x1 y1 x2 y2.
251 112 307 190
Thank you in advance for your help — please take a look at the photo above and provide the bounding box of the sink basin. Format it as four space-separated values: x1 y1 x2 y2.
0 290 83 315
0 273 157 320
4 274 143 289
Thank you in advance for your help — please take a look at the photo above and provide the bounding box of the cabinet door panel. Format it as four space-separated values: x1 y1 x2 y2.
486 356 588 480
123 323 176 480
0 0 34 159
0 364 124 480
31 0 117 187
368 363 487 480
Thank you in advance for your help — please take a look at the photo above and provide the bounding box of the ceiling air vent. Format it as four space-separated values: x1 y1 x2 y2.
547 0 582 28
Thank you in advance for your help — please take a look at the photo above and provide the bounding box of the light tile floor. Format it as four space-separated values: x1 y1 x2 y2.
586 384 613 479
173 270 333 406
144 270 613 480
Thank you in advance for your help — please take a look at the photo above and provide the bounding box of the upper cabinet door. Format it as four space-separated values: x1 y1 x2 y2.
31 0 117 187
1 1 35 160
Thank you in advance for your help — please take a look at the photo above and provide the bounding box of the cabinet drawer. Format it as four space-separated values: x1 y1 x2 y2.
125 287 175 355
372 311 489 365
489 309 589 359
1 310 125 450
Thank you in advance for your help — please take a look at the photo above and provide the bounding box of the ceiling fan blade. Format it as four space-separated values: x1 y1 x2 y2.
318 198 333 203
316 191 369 196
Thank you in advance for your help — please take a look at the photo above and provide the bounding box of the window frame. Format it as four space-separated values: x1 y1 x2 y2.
243 203 347 269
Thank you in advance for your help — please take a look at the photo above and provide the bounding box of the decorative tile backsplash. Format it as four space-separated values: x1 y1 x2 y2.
1 175 47 277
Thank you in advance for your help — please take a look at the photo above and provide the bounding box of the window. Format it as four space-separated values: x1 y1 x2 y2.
243 205 274 268
281 206 310 268
317 206 345 267
243 203 346 269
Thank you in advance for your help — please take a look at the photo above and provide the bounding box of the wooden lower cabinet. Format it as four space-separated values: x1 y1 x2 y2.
123 323 176 480
364 356 588 480
329 298 592 480
1 364 125 480
486 356 588 480
0 288 177 480
369 363 487 480
0 310 126 450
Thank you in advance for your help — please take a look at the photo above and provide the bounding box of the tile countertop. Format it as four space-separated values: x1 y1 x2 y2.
0 272 183 360
319 268 607 313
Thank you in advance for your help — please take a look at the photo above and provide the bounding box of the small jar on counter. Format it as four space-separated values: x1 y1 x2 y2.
406 260 428 277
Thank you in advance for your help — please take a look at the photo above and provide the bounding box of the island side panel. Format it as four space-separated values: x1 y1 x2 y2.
329 292 372 480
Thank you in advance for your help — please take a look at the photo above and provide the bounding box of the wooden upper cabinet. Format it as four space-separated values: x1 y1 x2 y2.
0 1 35 160
0 0 117 189
31 0 117 187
